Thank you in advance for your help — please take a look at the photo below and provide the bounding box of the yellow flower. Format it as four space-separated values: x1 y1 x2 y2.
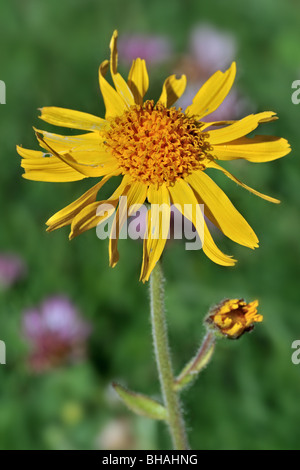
17 30 291 282
206 299 262 339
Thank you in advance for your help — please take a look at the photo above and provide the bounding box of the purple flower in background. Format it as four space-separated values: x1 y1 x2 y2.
189 23 237 75
177 84 250 121
176 23 254 119
118 33 173 65
23 296 91 372
0 253 26 289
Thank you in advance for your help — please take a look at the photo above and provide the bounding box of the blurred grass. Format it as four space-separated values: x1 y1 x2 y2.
0 0 300 450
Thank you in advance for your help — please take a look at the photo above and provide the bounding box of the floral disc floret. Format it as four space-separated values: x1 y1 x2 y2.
104 100 210 186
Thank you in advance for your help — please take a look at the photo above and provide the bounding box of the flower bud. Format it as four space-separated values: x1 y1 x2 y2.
205 299 262 339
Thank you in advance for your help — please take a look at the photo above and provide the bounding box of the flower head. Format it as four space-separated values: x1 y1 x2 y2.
206 299 262 339
23 296 91 372
17 30 291 282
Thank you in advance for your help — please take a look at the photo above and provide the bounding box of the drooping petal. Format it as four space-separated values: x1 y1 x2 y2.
186 170 258 248
128 58 149 105
109 181 148 268
168 179 235 266
39 107 107 131
46 175 112 232
109 30 135 107
140 184 170 282
207 160 280 203
208 112 277 145
99 60 128 119
212 134 291 162
158 74 187 108
185 62 236 119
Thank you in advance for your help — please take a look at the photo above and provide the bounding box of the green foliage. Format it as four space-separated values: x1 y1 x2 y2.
113 383 167 420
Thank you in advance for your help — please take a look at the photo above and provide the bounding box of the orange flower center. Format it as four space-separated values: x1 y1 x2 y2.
104 100 210 186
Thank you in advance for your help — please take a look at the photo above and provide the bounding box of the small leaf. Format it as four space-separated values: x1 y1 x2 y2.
112 383 167 421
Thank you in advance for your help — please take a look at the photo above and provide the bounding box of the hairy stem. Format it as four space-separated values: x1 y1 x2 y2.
149 261 189 450
174 331 215 391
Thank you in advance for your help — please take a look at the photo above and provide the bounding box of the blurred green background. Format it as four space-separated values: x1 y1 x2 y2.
1 0 300 450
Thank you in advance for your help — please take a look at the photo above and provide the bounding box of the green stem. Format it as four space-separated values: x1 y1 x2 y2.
174 331 215 391
149 261 189 450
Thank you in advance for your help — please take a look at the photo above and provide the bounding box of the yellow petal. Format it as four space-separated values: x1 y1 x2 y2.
186 170 258 248
33 128 103 150
34 128 114 166
168 179 235 266
17 146 85 182
128 58 149 105
158 74 187 108
63 149 115 167
203 221 236 267
109 181 148 268
69 175 131 239
200 120 236 131
35 132 120 178
99 60 128 119
39 107 106 131
140 184 170 282
109 30 135 107
21 158 85 182
207 160 280 203
22 170 83 183
69 201 116 240
186 62 236 119
208 112 277 145
212 134 291 162
46 175 112 232
168 179 203 235
17 146 49 160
